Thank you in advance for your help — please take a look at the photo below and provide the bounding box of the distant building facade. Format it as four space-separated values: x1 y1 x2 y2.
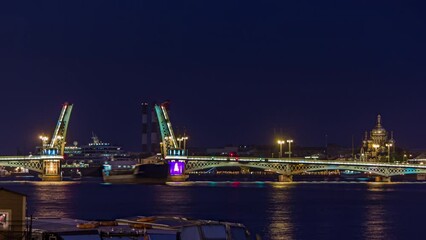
360 115 395 161
141 102 161 156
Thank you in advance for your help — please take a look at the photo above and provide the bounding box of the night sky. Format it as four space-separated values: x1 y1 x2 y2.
1 1 426 154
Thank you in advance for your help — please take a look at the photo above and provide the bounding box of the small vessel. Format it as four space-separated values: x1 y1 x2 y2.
0 167 10 177
340 170 372 181
102 155 170 184
29 215 258 240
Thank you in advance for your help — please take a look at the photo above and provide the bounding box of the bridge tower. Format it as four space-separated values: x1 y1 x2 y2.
41 102 73 181
154 101 187 181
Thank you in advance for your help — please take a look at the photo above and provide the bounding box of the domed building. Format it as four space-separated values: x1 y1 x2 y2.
360 115 395 161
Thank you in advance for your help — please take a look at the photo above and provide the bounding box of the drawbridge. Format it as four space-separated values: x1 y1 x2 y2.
0 103 73 181
157 103 426 182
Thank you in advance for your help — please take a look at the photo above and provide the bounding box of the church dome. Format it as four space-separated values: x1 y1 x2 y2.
371 114 387 137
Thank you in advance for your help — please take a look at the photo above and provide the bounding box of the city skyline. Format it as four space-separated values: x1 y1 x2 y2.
0 101 419 154
1 1 426 154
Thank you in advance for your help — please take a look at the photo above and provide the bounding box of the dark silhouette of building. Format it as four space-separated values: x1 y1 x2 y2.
141 102 161 156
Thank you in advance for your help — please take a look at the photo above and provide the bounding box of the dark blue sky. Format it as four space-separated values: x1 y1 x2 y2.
1 1 426 154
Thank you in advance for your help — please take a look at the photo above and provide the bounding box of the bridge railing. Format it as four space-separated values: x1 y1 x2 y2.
0 155 63 161
183 156 426 169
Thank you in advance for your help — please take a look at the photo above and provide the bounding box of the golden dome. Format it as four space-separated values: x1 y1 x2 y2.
371 114 387 137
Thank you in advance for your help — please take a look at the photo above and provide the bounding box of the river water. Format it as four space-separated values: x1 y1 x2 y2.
1 180 426 240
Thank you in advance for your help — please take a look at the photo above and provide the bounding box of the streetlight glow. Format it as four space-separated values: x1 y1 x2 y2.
385 143 393 163
286 139 293 158
182 136 189 152
39 135 49 150
177 137 183 148
277 140 285 158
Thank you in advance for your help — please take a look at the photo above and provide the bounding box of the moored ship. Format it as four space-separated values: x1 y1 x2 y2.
102 155 170 184
62 134 136 179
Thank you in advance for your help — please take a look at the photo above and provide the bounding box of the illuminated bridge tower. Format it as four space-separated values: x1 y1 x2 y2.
154 101 188 181
41 103 73 181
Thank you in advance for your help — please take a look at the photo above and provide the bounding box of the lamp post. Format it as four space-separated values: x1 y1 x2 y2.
372 144 379 161
39 135 49 150
286 139 293 158
182 136 189 152
177 137 183 149
277 140 285 158
385 143 392 163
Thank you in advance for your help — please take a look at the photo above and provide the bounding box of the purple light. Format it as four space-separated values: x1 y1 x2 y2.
169 162 185 175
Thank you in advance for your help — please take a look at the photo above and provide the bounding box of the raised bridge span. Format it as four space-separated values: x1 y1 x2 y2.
165 155 426 182
0 103 72 181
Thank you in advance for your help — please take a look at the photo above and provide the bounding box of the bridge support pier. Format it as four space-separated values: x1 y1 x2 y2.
168 160 188 182
375 176 391 182
167 175 189 182
41 159 62 181
41 175 62 181
278 175 293 182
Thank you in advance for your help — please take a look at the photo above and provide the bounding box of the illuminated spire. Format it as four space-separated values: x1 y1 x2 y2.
376 114 382 127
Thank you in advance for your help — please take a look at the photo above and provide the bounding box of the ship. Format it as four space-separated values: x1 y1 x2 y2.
340 170 373 181
61 134 137 179
102 101 191 184
102 155 170 184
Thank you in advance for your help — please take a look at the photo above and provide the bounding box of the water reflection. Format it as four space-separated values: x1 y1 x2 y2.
150 184 193 216
267 184 294 240
3 181 426 239
28 182 76 218
366 182 395 192
364 184 391 240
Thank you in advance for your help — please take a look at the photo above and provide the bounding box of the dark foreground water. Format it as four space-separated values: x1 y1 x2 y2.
1 180 426 240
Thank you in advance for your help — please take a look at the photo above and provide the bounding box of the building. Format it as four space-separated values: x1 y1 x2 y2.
360 115 395 161
0 188 26 239
141 102 161 156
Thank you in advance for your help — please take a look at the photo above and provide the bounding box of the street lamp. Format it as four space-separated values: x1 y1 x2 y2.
39 135 49 149
372 144 380 161
182 136 189 152
177 137 183 149
277 140 285 158
286 139 293 158
385 143 393 163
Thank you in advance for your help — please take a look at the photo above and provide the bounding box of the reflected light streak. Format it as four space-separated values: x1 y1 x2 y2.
30 182 75 218
364 184 392 239
266 187 294 240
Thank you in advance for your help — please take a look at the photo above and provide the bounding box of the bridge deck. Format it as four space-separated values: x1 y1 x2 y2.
182 156 426 169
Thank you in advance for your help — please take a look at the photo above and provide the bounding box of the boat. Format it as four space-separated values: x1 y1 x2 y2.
61 134 138 178
0 167 10 177
102 155 170 184
62 169 83 181
340 170 373 181
28 215 259 240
